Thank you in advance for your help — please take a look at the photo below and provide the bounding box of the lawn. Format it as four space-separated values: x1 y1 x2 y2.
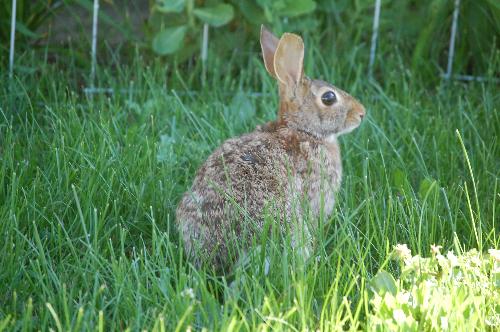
0 47 498 331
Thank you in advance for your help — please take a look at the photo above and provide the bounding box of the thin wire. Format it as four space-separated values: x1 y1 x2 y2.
201 24 209 85
368 0 381 77
445 0 460 80
441 74 500 83
201 24 209 63
9 0 17 79
90 0 99 88
83 87 270 97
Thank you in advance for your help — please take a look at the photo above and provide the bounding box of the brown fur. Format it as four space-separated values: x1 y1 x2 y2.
176 26 366 270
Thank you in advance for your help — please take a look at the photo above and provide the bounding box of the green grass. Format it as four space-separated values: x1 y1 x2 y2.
0 47 498 331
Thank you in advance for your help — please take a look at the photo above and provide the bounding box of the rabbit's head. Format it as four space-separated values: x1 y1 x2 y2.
260 26 366 139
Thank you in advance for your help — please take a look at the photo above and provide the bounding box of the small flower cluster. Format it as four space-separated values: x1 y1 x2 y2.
369 244 500 331
180 287 196 299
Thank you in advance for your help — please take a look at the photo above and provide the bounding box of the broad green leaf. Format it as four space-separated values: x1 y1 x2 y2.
280 0 316 17
236 1 266 24
193 4 234 27
370 270 398 296
155 0 185 14
152 26 187 55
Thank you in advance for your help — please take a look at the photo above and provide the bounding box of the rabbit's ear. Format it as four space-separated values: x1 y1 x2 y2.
274 33 304 87
260 25 279 78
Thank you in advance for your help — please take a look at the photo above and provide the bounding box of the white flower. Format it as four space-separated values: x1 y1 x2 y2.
446 251 459 267
430 244 442 255
396 291 410 305
181 288 195 299
383 292 396 309
470 254 482 266
436 254 448 268
393 309 407 324
407 255 423 271
371 294 382 308
392 244 412 262
440 316 449 330
488 249 500 262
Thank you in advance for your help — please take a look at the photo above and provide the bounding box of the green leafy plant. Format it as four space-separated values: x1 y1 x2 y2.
231 0 318 36
149 0 235 57
234 0 316 25
369 245 500 331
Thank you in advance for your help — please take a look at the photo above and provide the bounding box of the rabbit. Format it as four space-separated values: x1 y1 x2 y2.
176 26 366 270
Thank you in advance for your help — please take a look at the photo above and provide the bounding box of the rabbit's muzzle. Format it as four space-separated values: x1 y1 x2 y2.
341 99 366 133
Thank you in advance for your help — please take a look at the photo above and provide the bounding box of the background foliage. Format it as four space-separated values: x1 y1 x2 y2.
1 0 499 81
150 0 500 80
0 0 66 48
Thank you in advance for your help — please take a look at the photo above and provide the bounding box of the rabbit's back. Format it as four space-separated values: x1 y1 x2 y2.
176 127 342 267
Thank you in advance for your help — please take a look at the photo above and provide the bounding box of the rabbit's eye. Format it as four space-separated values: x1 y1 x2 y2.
321 91 336 106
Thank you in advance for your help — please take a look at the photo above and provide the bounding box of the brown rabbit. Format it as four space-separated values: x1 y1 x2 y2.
176 26 366 270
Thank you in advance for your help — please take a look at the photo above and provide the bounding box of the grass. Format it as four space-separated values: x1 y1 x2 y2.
0 45 498 331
